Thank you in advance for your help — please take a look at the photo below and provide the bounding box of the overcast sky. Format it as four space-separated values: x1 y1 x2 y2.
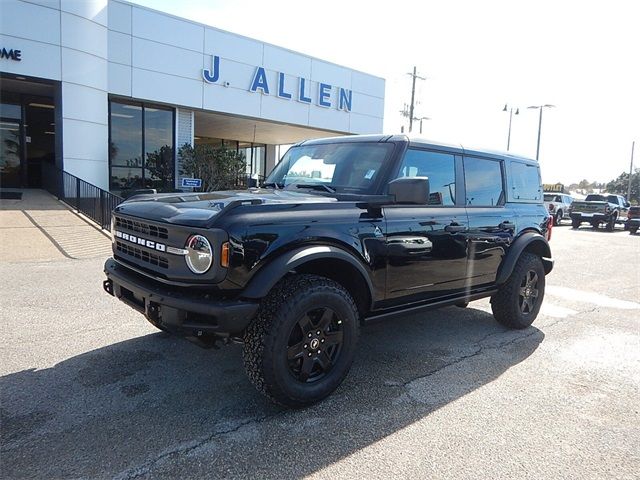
133 0 639 185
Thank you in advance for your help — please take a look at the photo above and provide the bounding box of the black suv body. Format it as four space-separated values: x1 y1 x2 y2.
104 134 553 406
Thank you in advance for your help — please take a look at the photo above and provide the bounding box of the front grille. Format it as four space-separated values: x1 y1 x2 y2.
115 217 168 239
116 241 169 269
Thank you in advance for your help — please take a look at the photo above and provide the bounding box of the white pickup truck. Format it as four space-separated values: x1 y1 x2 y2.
543 192 573 224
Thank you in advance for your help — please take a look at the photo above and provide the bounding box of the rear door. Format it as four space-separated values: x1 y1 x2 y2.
463 155 514 288
384 148 469 304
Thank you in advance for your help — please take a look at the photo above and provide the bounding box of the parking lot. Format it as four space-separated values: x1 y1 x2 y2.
1 208 639 479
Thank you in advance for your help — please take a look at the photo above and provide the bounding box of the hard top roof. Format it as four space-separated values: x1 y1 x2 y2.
297 134 537 164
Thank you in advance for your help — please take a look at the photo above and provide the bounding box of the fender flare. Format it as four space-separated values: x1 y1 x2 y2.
495 232 553 285
241 245 375 304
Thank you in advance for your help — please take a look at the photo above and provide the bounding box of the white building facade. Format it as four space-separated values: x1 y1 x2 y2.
0 0 385 194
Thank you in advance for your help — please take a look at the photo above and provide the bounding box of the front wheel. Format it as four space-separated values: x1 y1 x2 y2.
605 214 617 232
243 274 359 407
630 226 639 235
571 218 580 229
491 252 546 329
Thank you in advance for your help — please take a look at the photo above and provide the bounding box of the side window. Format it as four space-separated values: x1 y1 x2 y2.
509 161 542 201
463 157 504 206
396 149 456 205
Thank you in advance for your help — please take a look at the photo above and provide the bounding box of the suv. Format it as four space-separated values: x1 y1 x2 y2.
544 192 573 225
569 194 630 231
103 135 553 407
626 205 640 234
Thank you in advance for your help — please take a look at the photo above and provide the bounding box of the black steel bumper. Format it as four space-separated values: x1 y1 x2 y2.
103 258 259 337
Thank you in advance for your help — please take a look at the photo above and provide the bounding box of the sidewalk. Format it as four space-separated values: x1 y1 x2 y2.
0 189 113 262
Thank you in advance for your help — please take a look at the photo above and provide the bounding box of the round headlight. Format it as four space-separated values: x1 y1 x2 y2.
185 235 213 274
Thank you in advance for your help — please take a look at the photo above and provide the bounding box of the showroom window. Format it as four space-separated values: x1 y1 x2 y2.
109 100 174 194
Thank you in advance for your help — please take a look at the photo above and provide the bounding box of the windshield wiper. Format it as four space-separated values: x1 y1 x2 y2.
293 183 336 193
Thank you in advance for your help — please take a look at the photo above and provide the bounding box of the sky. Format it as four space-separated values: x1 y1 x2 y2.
131 0 639 185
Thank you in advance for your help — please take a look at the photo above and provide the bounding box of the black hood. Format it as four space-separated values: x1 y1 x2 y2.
113 189 339 227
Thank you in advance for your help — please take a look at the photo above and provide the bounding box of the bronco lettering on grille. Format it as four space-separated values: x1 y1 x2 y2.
114 230 166 252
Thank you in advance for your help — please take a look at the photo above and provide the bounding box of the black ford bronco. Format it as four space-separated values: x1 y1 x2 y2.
103 134 553 407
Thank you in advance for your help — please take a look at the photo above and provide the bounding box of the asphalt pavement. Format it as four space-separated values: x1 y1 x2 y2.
1 221 639 479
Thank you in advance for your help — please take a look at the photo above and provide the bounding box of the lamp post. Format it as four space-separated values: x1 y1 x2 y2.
502 104 519 151
527 104 555 160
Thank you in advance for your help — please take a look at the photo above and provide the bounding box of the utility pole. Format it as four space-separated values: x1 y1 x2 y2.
527 104 555 161
628 140 635 200
402 66 426 133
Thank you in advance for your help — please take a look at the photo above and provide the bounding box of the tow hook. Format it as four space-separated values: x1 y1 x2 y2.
103 279 114 296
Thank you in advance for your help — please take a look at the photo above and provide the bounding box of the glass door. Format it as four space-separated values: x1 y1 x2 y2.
0 102 23 189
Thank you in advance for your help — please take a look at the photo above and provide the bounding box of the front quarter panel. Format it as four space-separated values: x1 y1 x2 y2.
219 203 387 301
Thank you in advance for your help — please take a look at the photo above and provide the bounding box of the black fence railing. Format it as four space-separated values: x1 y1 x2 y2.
42 163 123 231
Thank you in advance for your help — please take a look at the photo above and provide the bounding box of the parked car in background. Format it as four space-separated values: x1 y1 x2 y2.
544 192 573 224
625 205 640 234
569 194 630 231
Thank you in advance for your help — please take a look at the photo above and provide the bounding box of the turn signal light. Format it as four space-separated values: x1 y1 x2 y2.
547 215 553 241
220 242 230 268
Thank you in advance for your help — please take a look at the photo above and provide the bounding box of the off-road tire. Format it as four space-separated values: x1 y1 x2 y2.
571 218 580 229
630 226 639 235
243 274 359 408
490 252 545 329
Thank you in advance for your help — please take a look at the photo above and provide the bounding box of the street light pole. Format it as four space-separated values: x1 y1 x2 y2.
628 140 635 200
527 104 555 161
503 104 519 151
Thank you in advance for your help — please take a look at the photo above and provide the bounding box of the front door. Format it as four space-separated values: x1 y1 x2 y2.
0 103 23 189
384 148 469 305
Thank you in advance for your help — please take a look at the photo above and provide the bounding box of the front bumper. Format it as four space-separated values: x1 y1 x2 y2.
103 258 259 336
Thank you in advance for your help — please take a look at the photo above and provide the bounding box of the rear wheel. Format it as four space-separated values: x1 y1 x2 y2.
243 274 359 407
571 218 580 229
491 252 545 329
630 226 639 235
591 221 600 229
605 213 617 232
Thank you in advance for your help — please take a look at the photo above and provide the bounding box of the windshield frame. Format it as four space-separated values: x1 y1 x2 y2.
264 141 401 196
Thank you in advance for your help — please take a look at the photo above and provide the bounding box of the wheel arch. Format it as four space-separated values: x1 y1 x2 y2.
496 231 553 285
241 245 374 317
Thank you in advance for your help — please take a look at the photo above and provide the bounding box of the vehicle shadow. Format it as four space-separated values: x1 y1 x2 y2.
1 307 544 479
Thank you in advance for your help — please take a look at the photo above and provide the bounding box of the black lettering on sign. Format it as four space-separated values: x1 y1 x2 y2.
1 48 22 61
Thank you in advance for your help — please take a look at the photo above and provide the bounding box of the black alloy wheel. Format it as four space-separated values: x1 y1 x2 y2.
243 274 359 407
287 306 344 382
491 252 546 329
518 270 539 314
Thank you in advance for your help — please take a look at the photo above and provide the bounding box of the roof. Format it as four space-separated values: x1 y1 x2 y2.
298 134 538 164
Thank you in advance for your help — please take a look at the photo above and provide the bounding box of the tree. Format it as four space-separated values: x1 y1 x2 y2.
605 168 640 204
178 143 246 191
145 145 175 190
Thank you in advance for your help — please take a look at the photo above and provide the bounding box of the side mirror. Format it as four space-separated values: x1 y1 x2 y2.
625 202 630 208
388 176 430 204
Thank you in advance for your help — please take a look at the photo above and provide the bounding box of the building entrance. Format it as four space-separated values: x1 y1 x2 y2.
0 76 57 189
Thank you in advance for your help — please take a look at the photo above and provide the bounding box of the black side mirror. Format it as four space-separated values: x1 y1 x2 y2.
388 176 430 204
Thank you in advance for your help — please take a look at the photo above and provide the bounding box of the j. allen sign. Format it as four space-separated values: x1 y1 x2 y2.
202 55 353 112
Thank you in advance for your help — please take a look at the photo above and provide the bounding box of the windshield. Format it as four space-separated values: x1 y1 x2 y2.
544 194 559 202
265 142 394 194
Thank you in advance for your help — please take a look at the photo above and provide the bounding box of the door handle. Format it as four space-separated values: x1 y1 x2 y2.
499 221 515 229
445 223 466 233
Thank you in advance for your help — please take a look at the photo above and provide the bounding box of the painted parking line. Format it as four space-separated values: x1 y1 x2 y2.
546 286 640 310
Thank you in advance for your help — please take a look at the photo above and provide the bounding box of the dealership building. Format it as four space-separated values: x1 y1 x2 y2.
0 0 385 194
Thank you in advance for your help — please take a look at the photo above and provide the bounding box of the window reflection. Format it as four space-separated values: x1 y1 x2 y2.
109 101 174 194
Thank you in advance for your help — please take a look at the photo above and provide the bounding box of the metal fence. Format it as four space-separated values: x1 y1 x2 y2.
42 163 123 231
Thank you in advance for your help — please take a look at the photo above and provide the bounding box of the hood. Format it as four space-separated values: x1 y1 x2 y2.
113 188 339 227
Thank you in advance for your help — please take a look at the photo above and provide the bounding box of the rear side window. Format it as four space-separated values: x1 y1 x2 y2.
463 157 504 206
396 149 456 205
509 161 542 201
